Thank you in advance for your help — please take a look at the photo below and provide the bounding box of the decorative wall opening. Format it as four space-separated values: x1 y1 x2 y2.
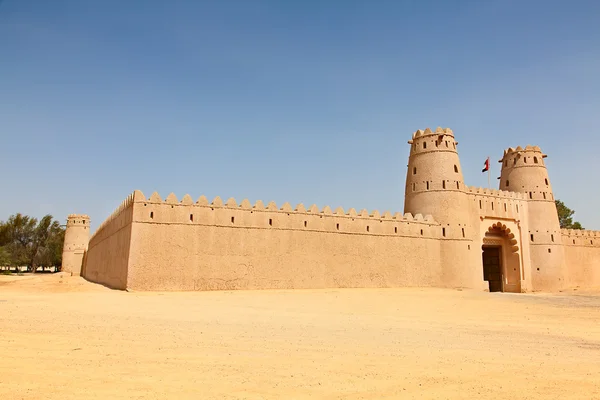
442 180 446 189
190 214 193 222
545 178 549 185
454 165 458 173
413 167 417 175
150 212 154 219
423 142 427 149
534 157 538 164
269 218 272 226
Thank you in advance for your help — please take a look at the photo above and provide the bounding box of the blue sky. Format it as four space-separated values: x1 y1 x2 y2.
1 0 599 230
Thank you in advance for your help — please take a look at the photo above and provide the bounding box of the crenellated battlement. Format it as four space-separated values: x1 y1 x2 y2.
499 145 548 169
67 214 90 219
89 191 136 245
133 190 438 225
467 186 525 200
66 214 91 227
561 229 600 247
502 145 544 157
561 229 600 237
409 127 454 140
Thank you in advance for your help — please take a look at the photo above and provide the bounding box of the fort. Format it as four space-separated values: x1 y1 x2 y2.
62 127 600 292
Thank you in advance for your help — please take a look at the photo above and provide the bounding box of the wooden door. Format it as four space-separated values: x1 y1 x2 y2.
482 246 503 292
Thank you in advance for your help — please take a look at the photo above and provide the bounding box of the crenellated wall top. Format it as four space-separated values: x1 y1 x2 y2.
467 186 525 200
89 191 136 241
132 190 438 225
67 214 90 220
409 127 454 142
499 145 547 162
561 229 600 238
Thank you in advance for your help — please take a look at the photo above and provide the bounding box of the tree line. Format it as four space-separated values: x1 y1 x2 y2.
0 214 65 273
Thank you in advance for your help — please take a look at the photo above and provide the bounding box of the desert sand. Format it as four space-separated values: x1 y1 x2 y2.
1 274 599 399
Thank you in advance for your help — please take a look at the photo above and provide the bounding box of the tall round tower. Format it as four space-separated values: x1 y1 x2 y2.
404 127 470 225
405 127 482 289
499 146 565 290
61 214 90 276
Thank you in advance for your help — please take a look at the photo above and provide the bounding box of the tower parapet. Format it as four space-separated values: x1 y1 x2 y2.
499 145 565 290
61 214 90 276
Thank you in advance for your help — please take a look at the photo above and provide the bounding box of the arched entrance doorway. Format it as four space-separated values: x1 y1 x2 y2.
482 222 521 293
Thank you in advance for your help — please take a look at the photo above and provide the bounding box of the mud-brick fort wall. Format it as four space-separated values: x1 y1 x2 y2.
124 191 463 291
561 229 600 288
82 194 135 289
75 126 599 292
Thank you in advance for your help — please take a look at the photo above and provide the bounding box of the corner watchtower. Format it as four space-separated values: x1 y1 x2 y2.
61 214 90 276
499 146 565 290
404 127 468 225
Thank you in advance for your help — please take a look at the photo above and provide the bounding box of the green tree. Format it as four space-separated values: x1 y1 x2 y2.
0 246 11 266
555 200 584 229
0 213 65 272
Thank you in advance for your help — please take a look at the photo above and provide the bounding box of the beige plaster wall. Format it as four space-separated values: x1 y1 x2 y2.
467 187 526 222
562 229 600 289
124 191 455 291
82 194 135 290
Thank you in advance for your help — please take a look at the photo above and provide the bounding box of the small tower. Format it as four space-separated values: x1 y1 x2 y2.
404 127 469 225
61 214 90 276
499 146 565 290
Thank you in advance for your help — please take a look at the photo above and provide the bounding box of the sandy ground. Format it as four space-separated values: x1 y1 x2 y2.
1 274 599 400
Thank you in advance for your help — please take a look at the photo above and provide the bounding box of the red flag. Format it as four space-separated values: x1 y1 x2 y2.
482 157 490 173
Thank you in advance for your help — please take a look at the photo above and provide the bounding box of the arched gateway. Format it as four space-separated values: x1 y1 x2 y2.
482 222 522 293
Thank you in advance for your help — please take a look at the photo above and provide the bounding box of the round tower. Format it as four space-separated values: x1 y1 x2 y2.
499 146 565 290
405 127 483 289
61 214 90 276
404 127 470 225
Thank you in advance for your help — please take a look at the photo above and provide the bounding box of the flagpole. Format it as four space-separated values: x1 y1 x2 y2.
488 156 491 189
